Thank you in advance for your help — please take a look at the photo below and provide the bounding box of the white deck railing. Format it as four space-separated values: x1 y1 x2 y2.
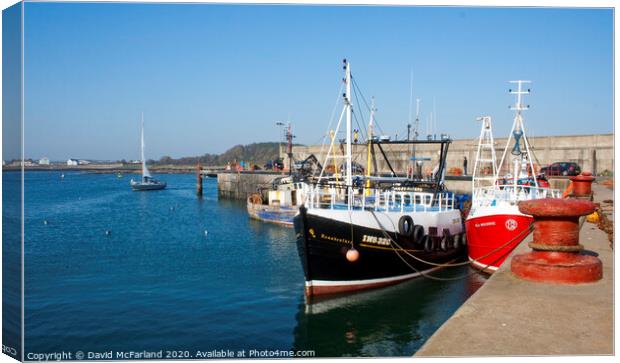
472 185 561 208
304 185 456 213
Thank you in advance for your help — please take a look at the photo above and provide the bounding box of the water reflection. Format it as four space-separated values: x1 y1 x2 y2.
293 266 487 357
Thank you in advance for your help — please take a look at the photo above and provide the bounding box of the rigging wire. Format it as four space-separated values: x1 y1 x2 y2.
351 76 386 136
368 210 535 280
350 80 368 140
317 82 345 165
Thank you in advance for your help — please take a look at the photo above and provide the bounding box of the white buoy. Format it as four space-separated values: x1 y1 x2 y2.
43 220 48 225
204 230 208 236
105 230 111 236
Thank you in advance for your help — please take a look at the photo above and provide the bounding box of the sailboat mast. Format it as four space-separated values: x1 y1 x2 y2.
141 112 145 163
140 112 150 179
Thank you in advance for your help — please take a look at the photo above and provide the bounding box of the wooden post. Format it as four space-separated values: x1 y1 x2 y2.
196 164 203 197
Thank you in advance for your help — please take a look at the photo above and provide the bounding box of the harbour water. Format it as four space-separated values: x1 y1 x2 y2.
14 171 486 357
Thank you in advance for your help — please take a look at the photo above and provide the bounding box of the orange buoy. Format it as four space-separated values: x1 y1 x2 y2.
346 248 359 262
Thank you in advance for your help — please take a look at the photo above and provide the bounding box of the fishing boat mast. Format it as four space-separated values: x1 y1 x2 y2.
472 116 497 191
316 59 353 186
343 59 353 188
496 80 538 194
365 97 375 193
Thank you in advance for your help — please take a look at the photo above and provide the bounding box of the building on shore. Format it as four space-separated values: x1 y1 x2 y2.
38 157 50 165
67 158 79 166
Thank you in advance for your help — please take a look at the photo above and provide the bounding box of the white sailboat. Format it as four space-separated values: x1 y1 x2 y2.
130 113 166 191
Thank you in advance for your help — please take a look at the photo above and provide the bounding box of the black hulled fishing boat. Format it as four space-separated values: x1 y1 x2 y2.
294 60 466 298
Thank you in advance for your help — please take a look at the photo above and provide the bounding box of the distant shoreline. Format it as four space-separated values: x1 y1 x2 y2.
2 164 226 174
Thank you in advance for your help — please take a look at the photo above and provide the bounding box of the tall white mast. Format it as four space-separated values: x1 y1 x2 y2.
344 59 353 187
140 112 151 179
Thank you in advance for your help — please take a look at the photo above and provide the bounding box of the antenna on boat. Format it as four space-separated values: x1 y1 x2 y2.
407 70 413 141
432 96 437 140
414 98 420 141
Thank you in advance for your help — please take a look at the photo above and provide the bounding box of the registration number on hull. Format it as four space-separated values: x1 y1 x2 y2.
362 235 391 246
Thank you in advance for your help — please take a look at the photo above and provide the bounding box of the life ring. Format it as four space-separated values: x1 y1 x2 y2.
398 215 415 237
412 225 425 244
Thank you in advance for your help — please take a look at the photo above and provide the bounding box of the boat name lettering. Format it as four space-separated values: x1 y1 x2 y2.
320 233 351 244
475 221 496 228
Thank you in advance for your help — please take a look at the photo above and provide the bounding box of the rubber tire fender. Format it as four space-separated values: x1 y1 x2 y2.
453 233 461 249
398 215 414 237
440 235 450 251
423 235 434 252
412 225 425 244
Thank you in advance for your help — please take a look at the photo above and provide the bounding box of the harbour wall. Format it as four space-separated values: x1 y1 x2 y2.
217 172 283 200
218 133 609 200
283 133 613 176
217 172 572 200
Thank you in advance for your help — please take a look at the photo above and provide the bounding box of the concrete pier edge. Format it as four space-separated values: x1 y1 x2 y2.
415 182 614 357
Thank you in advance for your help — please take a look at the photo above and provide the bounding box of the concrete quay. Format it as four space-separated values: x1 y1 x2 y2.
217 171 284 199
415 182 614 356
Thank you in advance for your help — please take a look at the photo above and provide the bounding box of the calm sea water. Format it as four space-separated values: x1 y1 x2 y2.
11 171 486 358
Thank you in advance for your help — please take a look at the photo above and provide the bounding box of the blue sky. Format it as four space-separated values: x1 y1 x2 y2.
19 3 613 161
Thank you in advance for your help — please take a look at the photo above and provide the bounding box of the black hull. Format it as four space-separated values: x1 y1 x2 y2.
294 206 465 298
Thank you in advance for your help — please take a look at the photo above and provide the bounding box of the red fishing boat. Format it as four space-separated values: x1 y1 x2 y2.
465 82 560 273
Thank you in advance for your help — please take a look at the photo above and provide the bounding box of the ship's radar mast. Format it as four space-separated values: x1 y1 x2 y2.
496 80 538 192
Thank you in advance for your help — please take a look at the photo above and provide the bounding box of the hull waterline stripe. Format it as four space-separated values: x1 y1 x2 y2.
469 257 499 272
305 264 445 287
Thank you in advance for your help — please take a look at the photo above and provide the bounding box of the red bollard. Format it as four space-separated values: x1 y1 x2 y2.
511 198 602 284
569 171 595 198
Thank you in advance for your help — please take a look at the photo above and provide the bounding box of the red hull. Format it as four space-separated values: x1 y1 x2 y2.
465 213 533 273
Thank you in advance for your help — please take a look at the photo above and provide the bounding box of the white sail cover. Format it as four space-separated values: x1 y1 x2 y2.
141 113 151 179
